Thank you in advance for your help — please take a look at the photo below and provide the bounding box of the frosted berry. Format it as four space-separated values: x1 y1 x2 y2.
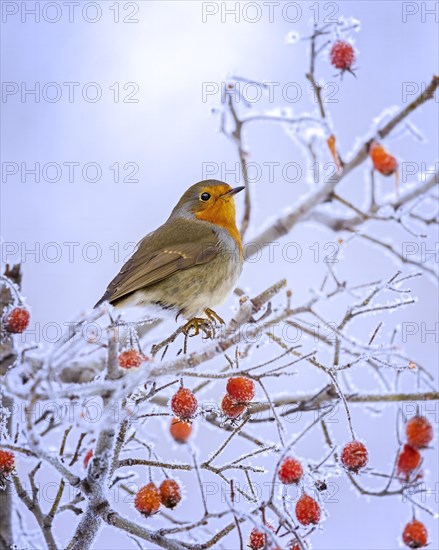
402 519 428 548
118 349 145 369
0 450 15 475
341 440 369 473
289 544 300 550
170 417 192 443
249 527 266 550
397 444 421 478
4 308 30 333
277 457 303 484
330 40 355 71
159 479 181 509
134 482 161 516
171 387 198 420
221 394 246 419
406 416 433 449
369 141 398 176
0 450 15 488
83 449 93 468
226 377 255 403
295 494 321 526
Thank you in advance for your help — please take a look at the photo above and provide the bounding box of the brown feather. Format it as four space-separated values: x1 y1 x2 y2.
94 217 219 307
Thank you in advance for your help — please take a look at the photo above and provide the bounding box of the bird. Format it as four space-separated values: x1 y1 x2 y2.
95 179 245 336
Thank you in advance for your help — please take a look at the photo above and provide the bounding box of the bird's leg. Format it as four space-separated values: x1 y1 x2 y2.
152 316 216 357
182 317 214 339
205 308 225 325
182 309 225 340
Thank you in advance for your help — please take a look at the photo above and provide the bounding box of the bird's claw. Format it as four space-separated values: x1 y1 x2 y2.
205 308 225 325
182 309 224 339
182 317 214 339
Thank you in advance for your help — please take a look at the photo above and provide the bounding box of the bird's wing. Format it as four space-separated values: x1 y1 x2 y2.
95 229 219 307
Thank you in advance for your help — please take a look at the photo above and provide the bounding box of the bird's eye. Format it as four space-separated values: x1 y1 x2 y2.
200 192 211 201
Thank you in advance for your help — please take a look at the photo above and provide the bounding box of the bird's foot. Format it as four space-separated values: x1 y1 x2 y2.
182 317 215 339
152 310 223 357
204 308 225 326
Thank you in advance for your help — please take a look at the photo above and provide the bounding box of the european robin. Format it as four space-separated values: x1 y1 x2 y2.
95 180 244 331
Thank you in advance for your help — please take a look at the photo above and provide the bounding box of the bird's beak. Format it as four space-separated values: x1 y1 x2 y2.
223 186 245 197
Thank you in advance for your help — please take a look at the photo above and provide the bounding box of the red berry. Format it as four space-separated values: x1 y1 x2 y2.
0 450 15 489
295 494 321 526
402 519 428 548
170 417 192 443
159 479 181 509
4 307 30 333
248 524 276 550
83 449 93 469
369 141 398 176
406 416 433 449
249 527 266 550
397 444 421 478
118 349 145 369
341 440 369 473
0 450 15 475
277 457 303 484
171 387 198 420
221 394 247 419
134 482 161 516
226 377 255 403
330 40 355 71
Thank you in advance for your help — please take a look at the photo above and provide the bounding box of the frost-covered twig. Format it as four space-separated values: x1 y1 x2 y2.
246 75 439 256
